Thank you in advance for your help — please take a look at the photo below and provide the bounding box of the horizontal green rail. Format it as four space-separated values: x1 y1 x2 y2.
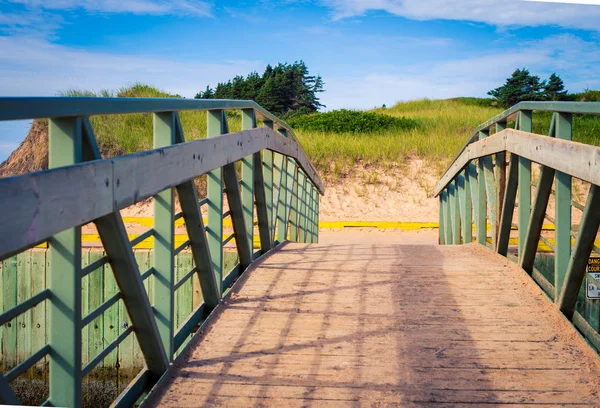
437 102 600 357
0 97 323 407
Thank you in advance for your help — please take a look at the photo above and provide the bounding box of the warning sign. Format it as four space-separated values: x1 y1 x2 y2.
586 257 600 299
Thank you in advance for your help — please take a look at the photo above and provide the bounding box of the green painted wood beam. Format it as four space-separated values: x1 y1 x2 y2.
496 154 519 256
276 158 289 243
153 112 176 359
458 170 472 244
253 152 272 253
48 117 83 407
284 158 297 241
84 118 169 382
554 112 572 299
495 122 507 246
517 110 532 259
241 109 256 254
172 116 221 311
479 130 497 249
439 193 445 245
207 110 226 293
289 165 299 242
558 184 600 319
298 171 307 243
262 120 275 245
0 374 18 405
223 163 252 271
519 165 555 274
443 189 452 245
477 152 487 245
449 181 460 244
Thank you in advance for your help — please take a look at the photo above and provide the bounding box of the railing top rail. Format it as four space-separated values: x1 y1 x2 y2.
434 128 600 196
445 101 600 180
0 96 297 137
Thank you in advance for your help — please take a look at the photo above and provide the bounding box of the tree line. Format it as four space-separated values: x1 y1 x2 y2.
488 69 569 107
195 61 324 118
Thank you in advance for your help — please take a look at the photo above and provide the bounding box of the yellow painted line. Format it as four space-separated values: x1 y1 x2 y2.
120 217 556 231
35 234 262 249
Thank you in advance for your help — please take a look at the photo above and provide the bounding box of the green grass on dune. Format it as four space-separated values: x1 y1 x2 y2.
54 85 600 182
296 99 503 178
59 84 243 157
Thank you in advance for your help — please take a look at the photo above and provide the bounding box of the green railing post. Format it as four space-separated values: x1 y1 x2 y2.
458 170 472 244
449 181 460 244
262 120 275 244
555 112 572 298
275 130 288 243
48 117 83 407
312 185 319 243
439 191 446 245
443 188 452 245
497 154 519 256
495 122 507 243
480 130 497 249
298 171 307 243
517 110 532 260
207 110 226 293
289 165 299 242
153 112 176 359
315 187 321 244
241 109 256 254
520 166 555 273
477 152 487 245
284 158 297 241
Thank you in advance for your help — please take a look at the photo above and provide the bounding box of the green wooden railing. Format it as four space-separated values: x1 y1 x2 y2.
436 101 600 351
0 98 323 407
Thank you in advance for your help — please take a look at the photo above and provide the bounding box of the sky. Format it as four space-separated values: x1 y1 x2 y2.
0 0 599 160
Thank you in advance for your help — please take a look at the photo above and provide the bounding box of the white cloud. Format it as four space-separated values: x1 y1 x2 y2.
321 34 600 109
320 0 600 31
0 36 263 98
7 0 213 17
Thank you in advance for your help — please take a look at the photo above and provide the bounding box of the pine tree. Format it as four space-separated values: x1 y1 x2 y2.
544 73 568 101
194 61 325 117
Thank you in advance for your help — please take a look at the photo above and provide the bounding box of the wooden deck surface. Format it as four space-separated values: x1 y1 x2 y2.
146 242 600 407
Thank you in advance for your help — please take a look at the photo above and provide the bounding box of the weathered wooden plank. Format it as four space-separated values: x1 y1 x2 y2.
2 256 17 370
223 162 252 271
241 109 256 253
554 112 572 299
31 250 46 377
146 242 600 407
496 154 519 256
435 128 600 196
153 111 176 358
15 252 31 370
0 127 323 262
519 166 555 274
47 117 82 407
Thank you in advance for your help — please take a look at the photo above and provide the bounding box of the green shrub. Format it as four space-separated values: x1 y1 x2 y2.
570 89 600 102
447 97 499 108
288 109 418 133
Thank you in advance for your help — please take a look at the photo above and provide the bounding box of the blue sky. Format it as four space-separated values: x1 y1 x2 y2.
1 0 600 160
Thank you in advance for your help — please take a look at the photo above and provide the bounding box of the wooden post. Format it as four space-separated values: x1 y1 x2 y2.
207 110 226 293
518 110 533 260
48 117 83 407
241 109 256 254
153 112 176 359
555 112 572 298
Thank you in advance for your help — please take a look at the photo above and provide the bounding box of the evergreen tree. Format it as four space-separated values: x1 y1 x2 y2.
544 73 568 101
489 69 570 108
194 61 325 117
488 68 545 107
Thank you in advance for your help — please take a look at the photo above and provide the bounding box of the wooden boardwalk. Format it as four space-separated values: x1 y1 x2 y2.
146 242 600 407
